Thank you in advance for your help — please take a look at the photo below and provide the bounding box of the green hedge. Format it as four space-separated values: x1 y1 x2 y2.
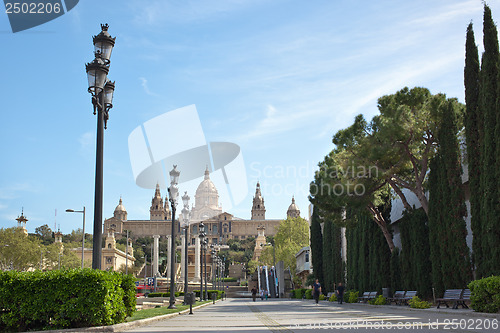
221 277 237 282
345 290 359 303
469 275 500 313
292 288 307 299
192 289 224 299
147 291 183 298
0 269 136 332
305 289 313 299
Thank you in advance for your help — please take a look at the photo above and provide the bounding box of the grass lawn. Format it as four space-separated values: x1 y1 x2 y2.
126 301 212 322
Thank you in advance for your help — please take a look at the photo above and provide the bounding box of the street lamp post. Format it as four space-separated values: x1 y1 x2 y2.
167 165 180 309
65 207 86 269
203 239 208 300
210 245 215 290
199 223 205 301
181 192 191 304
85 24 116 270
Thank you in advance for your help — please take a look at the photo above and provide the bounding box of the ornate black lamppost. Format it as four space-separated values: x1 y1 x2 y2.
203 239 208 300
167 166 180 309
199 223 205 301
181 192 191 304
85 24 116 270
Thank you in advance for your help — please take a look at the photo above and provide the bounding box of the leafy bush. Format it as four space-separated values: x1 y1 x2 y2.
319 294 326 301
345 290 359 303
147 292 163 297
293 288 307 299
0 269 135 331
305 289 313 299
222 277 237 282
469 275 500 313
369 295 386 305
408 296 431 309
329 293 337 302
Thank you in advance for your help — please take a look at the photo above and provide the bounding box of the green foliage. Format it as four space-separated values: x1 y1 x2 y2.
428 99 472 292
0 227 43 271
319 294 326 301
390 248 402 293
273 217 310 270
464 21 483 281
121 274 137 317
398 209 432 298
0 269 135 331
192 290 224 299
293 288 307 299
305 273 315 288
346 290 359 303
369 295 386 305
345 212 391 293
34 224 54 245
322 218 343 294
148 292 182 297
305 289 313 299
477 4 500 278
310 206 324 288
329 293 337 302
468 276 500 313
408 296 432 309
222 277 237 282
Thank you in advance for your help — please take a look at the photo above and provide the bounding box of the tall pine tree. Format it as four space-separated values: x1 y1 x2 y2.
464 22 483 278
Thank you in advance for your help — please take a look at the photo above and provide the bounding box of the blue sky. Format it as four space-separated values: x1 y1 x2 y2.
0 0 498 233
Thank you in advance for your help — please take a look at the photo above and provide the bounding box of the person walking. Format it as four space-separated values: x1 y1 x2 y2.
260 289 264 300
264 289 268 300
336 282 345 304
313 279 322 305
251 287 257 302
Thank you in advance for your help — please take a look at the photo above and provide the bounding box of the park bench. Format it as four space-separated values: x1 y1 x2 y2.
358 291 371 303
367 291 378 302
387 290 405 305
436 289 470 309
400 291 417 305
455 289 471 309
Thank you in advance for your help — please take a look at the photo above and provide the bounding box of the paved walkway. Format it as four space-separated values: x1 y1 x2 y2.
124 298 499 332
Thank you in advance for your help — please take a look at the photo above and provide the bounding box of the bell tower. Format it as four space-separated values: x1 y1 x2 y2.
150 183 166 220
251 182 266 220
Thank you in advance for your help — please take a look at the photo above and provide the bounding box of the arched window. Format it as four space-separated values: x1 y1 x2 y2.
108 243 111 249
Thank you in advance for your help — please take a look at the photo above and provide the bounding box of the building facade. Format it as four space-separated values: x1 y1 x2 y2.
104 169 301 246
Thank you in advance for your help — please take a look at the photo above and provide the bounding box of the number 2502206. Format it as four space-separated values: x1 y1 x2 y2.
5 2 62 14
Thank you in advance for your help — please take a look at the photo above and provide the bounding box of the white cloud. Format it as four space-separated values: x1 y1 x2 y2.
139 77 158 96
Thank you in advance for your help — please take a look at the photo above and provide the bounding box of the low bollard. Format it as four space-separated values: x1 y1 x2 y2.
185 292 195 314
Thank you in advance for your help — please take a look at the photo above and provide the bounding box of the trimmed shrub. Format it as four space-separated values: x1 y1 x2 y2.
408 296 431 309
121 274 137 317
0 269 135 331
222 277 237 282
329 293 337 302
192 289 223 299
345 290 359 303
319 294 326 301
469 275 500 313
305 289 313 299
293 288 306 299
369 295 386 305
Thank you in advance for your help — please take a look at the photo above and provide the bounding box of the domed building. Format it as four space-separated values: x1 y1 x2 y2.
191 167 222 221
104 170 301 244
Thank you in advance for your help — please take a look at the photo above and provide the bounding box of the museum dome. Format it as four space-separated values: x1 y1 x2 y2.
195 167 218 199
114 198 127 220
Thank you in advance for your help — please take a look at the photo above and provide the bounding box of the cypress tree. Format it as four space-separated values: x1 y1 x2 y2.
331 220 343 288
390 247 402 292
479 5 500 277
310 207 324 287
428 155 445 297
464 22 483 278
322 219 333 292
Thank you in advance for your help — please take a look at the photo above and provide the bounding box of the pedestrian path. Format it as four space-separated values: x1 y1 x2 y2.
124 298 500 332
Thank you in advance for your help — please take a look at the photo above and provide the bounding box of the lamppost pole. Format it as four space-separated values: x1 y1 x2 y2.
85 24 116 270
167 166 180 309
199 223 205 301
181 192 191 304
203 240 208 300
66 207 86 269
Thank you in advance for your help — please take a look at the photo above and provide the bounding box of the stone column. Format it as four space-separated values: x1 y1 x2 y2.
194 236 200 281
166 235 172 280
181 234 186 281
153 235 160 277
